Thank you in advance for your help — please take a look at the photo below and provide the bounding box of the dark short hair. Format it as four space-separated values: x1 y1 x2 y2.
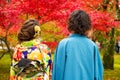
68 10 91 35
18 19 39 42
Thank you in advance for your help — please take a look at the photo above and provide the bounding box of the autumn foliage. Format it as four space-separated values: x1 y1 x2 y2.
0 0 119 51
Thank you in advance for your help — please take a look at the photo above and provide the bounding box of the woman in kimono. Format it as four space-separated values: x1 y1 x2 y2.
52 10 104 80
10 19 52 80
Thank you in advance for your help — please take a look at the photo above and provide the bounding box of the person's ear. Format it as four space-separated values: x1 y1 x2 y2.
86 28 93 39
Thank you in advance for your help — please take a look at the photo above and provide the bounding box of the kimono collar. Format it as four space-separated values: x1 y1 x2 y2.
69 34 86 38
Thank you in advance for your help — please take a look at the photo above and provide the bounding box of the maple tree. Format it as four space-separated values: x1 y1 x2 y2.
0 0 119 64
88 0 120 69
0 0 22 59
1 0 118 37
17 0 118 47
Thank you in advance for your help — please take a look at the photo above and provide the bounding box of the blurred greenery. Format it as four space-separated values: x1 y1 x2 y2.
41 21 64 42
0 53 11 80
0 53 120 80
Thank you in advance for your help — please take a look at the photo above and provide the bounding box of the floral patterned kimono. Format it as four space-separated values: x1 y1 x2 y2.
10 39 52 80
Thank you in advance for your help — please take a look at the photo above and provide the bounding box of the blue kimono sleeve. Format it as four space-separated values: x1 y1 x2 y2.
52 40 67 80
94 46 104 80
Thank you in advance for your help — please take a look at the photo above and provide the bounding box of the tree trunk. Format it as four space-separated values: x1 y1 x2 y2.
103 28 115 69
100 0 119 70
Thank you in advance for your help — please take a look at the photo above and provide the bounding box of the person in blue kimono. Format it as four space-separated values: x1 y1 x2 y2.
52 10 104 80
